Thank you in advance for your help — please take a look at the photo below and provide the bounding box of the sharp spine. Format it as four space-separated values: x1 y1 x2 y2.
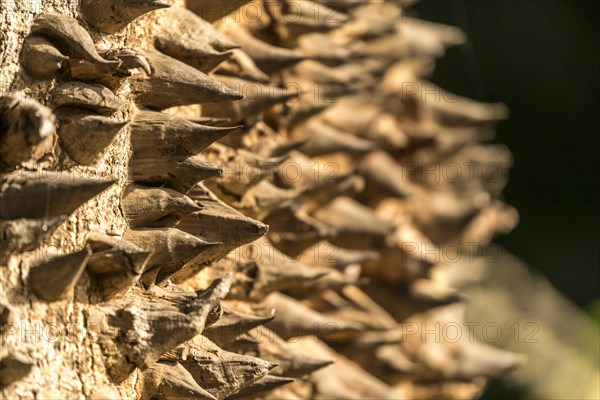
218 25 306 74
122 228 222 286
216 49 270 83
129 49 243 111
79 0 172 33
121 184 202 228
0 172 115 220
19 35 68 79
227 327 333 377
201 75 299 123
30 14 120 69
229 375 295 399
131 110 239 155
55 108 128 165
154 7 239 73
202 302 275 346
88 276 231 381
49 82 121 116
130 153 223 194
172 184 268 282
86 233 151 300
172 336 275 399
27 247 92 302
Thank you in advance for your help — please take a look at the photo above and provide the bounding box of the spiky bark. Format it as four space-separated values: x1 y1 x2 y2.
1 1 526 399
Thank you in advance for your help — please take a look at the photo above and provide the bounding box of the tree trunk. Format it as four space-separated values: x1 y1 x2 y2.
1 1 528 399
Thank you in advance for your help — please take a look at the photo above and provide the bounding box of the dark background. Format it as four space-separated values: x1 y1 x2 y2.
413 0 599 308
412 1 599 398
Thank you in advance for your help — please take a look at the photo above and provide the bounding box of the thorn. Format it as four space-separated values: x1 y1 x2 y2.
409 278 463 305
340 286 399 331
19 35 68 80
28 246 92 302
0 171 115 220
373 344 418 375
174 336 274 399
218 25 306 74
314 196 395 250
185 274 233 323
302 174 365 212
458 342 527 379
331 109 410 152
0 352 33 387
187 0 253 23
31 14 120 69
275 0 350 44
358 151 418 201
190 116 234 126
254 137 306 159
237 149 290 171
201 144 265 197
154 7 239 72
230 375 295 399
397 80 509 126
287 94 330 129
49 82 121 116
231 239 329 301
371 123 410 154
0 95 55 165
286 268 361 296
319 95 378 135
201 75 298 122
0 216 66 258
88 277 230 380
296 336 400 398
434 98 509 126
237 180 302 220
86 233 151 300
121 184 201 228
297 32 354 63
292 118 376 156
227 327 333 377
177 184 269 248
122 228 222 286
130 153 223 194
172 184 267 282
55 108 128 165
129 49 243 111
203 303 275 346
281 0 349 29
80 0 172 33
136 361 217 400
216 49 270 83
395 18 466 58
131 110 239 155
263 209 337 258
312 290 397 332
285 60 358 95
263 292 364 340
337 2 398 40
298 240 379 270
348 330 404 350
